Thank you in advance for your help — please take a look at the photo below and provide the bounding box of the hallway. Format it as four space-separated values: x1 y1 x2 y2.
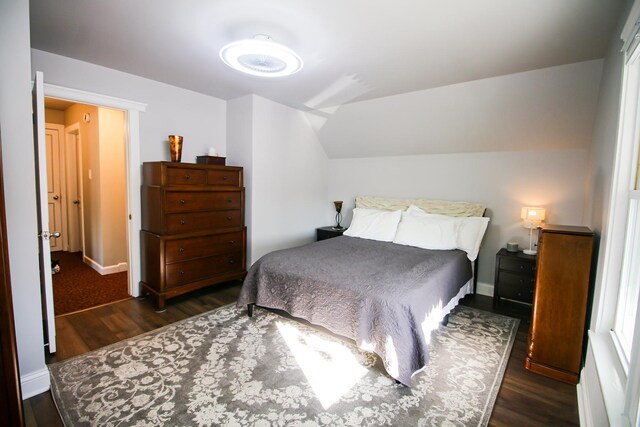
51 251 129 315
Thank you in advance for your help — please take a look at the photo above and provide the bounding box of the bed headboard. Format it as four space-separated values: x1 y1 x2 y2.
355 195 486 217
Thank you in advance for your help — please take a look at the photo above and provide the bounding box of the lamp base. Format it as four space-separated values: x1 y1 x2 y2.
523 249 537 256
332 226 346 231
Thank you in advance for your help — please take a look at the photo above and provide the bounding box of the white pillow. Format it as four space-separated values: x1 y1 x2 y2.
393 211 459 250
343 208 402 242
406 205 490 261
456 216 490 261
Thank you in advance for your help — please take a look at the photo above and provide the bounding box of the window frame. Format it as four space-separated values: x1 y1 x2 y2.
589 5 640 425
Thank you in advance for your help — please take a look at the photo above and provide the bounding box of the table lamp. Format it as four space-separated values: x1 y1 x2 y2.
333 201 345 230
521 207 546 255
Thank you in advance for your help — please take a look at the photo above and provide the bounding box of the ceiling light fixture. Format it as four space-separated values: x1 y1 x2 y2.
219 34 303 78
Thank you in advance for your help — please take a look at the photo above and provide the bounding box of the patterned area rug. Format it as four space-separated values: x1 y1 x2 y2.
49 305 518 426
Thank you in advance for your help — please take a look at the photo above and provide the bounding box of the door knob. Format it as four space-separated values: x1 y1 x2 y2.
73 200 80 205
53 195 60 200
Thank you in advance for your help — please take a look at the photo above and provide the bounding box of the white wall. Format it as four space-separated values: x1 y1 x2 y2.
251 96 329 262
98 107 127 267
227 95 330 266
0 0 49 397
226 96 254 262
31 49 226 163
317 60 603 159
328 149 589 293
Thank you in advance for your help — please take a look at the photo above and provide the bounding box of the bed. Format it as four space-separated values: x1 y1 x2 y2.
236 196 488 386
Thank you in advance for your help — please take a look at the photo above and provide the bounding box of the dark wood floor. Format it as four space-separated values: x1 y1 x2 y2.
23 285 579 426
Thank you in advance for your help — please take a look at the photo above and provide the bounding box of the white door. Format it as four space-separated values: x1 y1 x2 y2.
32 71 56 353
45 126 63 252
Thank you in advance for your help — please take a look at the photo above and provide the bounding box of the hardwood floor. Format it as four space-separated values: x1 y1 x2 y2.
461 296 580 426
23 286 579 426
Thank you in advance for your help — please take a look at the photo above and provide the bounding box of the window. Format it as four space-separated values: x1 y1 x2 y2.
592 8 640 425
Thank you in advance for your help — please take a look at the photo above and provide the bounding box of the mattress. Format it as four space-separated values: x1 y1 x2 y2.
237 235 473 385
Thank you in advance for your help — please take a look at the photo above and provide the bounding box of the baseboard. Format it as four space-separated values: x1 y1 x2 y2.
21 368 50 399
476 281 494 297
83 255 128 275
577 382 590 427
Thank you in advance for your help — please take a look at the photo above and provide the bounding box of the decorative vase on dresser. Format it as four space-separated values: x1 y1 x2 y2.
525 224 594 384
140 162 247 310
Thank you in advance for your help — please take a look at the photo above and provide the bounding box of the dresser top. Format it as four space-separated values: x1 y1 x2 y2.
539 224 593 236
144 161 242 171
497 247 536 261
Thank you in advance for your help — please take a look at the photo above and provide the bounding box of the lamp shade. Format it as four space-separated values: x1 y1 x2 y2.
521 207 546 228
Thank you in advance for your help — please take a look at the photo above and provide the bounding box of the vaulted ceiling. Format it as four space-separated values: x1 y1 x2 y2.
30 0 625 113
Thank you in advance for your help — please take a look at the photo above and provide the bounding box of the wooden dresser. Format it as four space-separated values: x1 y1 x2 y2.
140 162 247 310
525 224 593 384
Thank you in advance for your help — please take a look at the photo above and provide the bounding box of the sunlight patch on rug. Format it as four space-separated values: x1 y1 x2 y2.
276 321 367 409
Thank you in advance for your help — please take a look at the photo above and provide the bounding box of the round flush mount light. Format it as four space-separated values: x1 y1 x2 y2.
219 35 303 78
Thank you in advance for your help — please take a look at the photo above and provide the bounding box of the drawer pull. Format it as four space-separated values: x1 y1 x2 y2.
184 174 190 180
519 265 524 270
519 279 524 284
179 247 185 253
228 260 235 264
222 176 228 180
227 199 232 203
227 216 232 221
180 219 185 225
179 199 186 204
229 240 235 245
179 270 185 276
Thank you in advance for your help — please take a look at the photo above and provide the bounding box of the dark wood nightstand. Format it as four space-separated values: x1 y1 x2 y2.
493 248 536 307
316 226 346 241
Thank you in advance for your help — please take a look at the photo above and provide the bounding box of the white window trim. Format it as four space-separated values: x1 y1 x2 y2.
585 3 640 426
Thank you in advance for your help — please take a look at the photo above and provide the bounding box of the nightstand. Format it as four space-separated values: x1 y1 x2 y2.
316 226 346 241
493 248 536 307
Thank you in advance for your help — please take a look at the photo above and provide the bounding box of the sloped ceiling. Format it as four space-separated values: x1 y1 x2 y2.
30 0 625 156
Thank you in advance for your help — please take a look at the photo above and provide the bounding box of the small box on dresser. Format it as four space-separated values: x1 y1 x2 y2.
140 162 247 310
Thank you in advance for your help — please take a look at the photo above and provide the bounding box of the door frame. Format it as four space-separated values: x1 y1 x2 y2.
43 83 146 297
64 123 84 254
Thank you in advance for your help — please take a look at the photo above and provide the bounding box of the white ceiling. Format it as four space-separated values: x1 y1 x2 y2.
30 0 625 113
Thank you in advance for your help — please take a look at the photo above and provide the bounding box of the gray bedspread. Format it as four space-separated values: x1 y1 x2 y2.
236 236 472 386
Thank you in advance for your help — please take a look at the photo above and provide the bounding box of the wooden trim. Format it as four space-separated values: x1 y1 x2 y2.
0 126 25 424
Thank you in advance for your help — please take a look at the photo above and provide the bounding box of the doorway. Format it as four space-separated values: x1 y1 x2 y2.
44 98 130 315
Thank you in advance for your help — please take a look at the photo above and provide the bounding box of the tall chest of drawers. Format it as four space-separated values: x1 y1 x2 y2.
140 162 247 310
525 224 593 384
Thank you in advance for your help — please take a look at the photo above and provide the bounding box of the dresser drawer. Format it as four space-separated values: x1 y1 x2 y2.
208 170 241 187
499 279 534 303
165 191 242 213
165 231 244 263
165 167 207 186
165 252 243 288
500 270 535 288
166 210 242 234
500 257 536 274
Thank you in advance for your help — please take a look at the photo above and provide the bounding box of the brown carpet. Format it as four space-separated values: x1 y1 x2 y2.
52 251 130 316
